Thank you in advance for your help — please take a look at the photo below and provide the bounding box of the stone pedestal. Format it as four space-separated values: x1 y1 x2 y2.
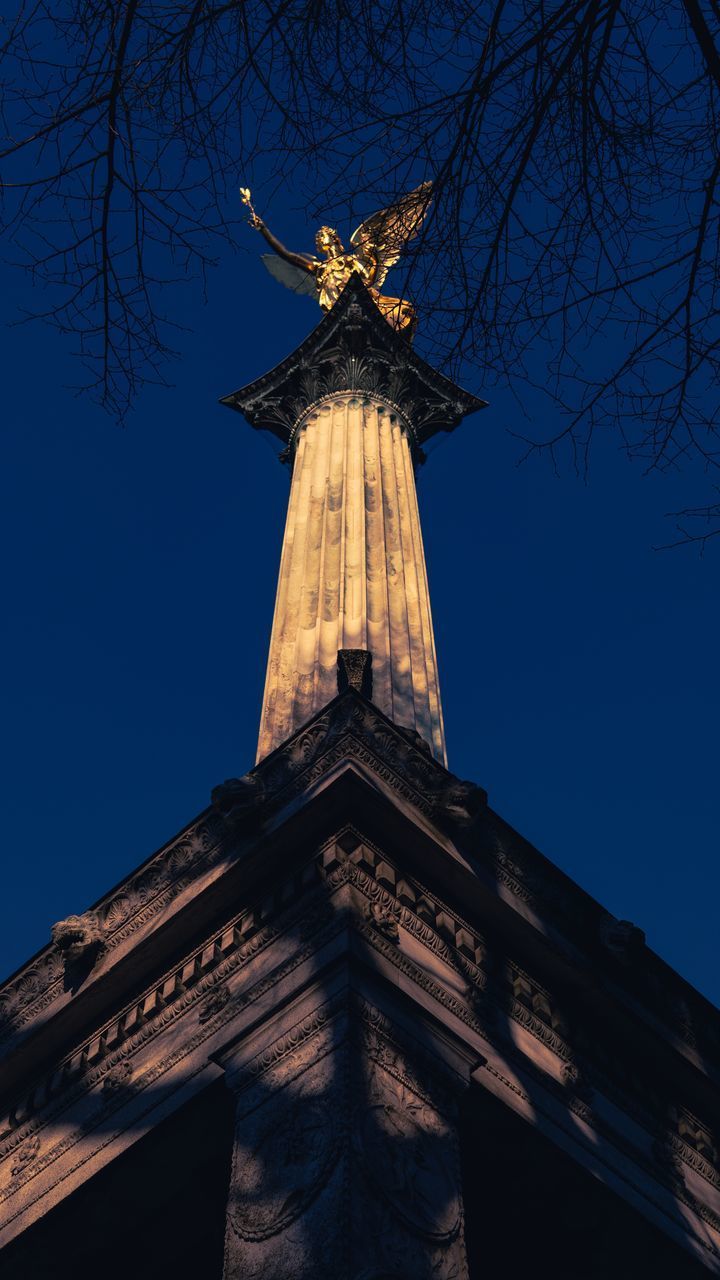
220 996 469 1280
257 393 446 765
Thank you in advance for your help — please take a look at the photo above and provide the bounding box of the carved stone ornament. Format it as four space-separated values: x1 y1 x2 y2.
220 273 487 455
221 1000 469 1280
198 984 231 1023
354 1062 463 1245
440 779 487 826
227 1090 339 1241
248 691 488 836
337 648 373 699
365 900 400 943
50 910 103 962
10 1132 40 1178
0 809 231 1046
396 724 433 757
561 1061 594 1103
599 916 646 962
102 1060 133 1098
211 771 266 823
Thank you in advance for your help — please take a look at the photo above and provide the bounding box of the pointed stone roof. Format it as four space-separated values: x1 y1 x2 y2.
220 273 487 454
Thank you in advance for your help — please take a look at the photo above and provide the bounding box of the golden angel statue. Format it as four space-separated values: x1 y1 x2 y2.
242 182 433 335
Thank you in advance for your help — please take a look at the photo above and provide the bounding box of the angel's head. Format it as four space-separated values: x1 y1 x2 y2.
315 225 343 257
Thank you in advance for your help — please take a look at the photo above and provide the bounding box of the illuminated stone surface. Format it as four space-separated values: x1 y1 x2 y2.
257 393 446 762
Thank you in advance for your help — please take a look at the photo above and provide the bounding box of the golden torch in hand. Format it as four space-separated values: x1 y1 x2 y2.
240 186 262 229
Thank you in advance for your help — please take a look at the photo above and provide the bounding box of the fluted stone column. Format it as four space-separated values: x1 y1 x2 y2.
257 393 446 764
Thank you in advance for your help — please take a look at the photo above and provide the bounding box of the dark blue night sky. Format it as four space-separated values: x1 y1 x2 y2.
1 198 718 1004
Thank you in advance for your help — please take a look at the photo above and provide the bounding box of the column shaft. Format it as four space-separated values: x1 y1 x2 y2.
257 393 446 763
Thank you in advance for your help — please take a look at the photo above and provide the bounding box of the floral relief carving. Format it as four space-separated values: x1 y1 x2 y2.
198 984 231 1023
102 1061 134 1098
220 994 469 1280
228 1092 339 1241
102 895 134 932
0 952 63 1039
355 1069 461 1243
695 1201 720 1234
365 900 400 942
358 1001 465 1115
10 1132 40 1178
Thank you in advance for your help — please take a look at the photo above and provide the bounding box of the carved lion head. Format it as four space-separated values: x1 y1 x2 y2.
51 911 103 961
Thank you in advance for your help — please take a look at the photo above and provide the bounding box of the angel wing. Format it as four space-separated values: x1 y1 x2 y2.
350 181 433 289
261 253 318 297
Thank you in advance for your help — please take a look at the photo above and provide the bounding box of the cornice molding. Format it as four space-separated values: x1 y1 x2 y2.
0 692 482 1050
3 688 720 1081
0 810 227 1047
3 826 719 1225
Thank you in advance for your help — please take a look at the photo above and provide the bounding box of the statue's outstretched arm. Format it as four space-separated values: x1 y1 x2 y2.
252 216 316 274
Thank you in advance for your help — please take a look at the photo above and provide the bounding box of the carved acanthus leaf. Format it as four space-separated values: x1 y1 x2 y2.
220 274 486 457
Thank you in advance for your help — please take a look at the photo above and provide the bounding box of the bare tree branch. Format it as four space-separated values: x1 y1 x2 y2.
0 0 718 543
